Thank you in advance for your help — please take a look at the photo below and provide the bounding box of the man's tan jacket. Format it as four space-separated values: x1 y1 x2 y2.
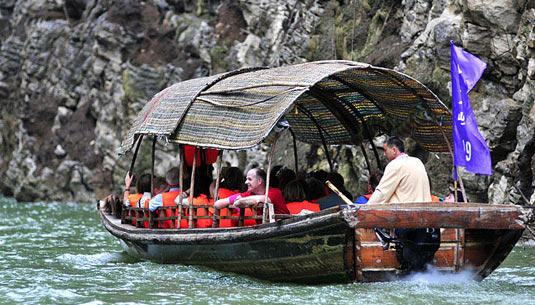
368 154 431 204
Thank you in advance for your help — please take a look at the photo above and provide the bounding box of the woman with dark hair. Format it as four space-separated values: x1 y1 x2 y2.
209 167 245 227
124 172 152 227
306 177 326 202
284 180 320 215
269 165 283 188
276 167 296 192
220 167 245 193
124 173 152 208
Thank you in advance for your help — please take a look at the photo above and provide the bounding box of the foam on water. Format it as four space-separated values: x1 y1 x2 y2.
57 252 127 267
404 265 476 284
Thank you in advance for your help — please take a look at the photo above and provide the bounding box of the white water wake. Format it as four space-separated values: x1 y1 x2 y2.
404 265 476 284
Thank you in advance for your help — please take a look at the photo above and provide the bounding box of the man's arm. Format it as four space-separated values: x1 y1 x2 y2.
367 161 403 204
234 195 271 207
148 194 163 211
214 197 232 209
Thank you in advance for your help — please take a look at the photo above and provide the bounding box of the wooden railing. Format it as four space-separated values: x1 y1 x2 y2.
120 202 282 229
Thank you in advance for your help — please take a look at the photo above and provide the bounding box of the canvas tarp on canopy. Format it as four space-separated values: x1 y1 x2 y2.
119 60 452 154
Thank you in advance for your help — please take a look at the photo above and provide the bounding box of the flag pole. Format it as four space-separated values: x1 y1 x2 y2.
433 116 468 203
454 166 467 203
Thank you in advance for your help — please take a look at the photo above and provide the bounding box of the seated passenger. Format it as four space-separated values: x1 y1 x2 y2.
148 167 182 228
153 176 169 195
428 178 443 202
214 168 289 226
317 173 353 210
124 173 152 227
140 176 169 228
124 173 152 209
180 178 213 228
306 177 326 202
269 165 283 189
276 167 296 193
312 169 329 196
444 187 468 202
354 172 382 204
210 167 244 199
283 180 319 215
210 167 244 227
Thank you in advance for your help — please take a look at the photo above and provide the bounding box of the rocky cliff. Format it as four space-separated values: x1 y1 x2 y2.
0 0 534 204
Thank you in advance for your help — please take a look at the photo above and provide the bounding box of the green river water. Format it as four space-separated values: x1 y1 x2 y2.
1 196 534 305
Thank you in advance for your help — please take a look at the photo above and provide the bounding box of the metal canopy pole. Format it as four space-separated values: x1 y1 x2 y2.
360 143 372 174
312 78 383 169
308 87 368 172
289 128 299 173
128 135 144 177
294 103 334 172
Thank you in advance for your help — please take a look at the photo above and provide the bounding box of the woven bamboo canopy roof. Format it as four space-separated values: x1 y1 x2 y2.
119 60 452 154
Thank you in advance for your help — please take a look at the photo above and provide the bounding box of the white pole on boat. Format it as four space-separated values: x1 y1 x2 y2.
435 118 468 203
177 145 185 228
212 150 223 228
151 136 156 197
455 167 468 203
189 147 198 228
263 133 280 224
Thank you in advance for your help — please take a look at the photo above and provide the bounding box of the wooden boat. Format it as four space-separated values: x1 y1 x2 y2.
98 60 530 284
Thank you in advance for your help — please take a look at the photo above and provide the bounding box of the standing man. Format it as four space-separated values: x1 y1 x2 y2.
367 136 431 204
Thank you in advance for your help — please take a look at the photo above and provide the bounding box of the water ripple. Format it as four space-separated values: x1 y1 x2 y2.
2 196 535 304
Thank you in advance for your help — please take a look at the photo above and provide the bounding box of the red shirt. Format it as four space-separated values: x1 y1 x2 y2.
229 188 289 214
286 200 320 215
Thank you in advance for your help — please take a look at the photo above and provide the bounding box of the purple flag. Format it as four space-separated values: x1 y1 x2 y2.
451 41 492 177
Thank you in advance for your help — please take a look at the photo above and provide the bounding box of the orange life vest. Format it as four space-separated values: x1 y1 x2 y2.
161 190 181 229
431 195 440 202
180 194 213 228
128 193 143 226
143 199 151 228
128 193 143 207
364 193 372 200
287 200 320 215
214 188 239 228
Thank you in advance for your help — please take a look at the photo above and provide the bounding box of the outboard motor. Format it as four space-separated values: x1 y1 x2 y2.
395 228 441 273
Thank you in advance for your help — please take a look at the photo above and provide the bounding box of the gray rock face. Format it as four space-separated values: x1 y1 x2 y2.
0 0 534 204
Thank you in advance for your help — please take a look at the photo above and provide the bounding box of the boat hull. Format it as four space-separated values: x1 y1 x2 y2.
99 203 527 284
